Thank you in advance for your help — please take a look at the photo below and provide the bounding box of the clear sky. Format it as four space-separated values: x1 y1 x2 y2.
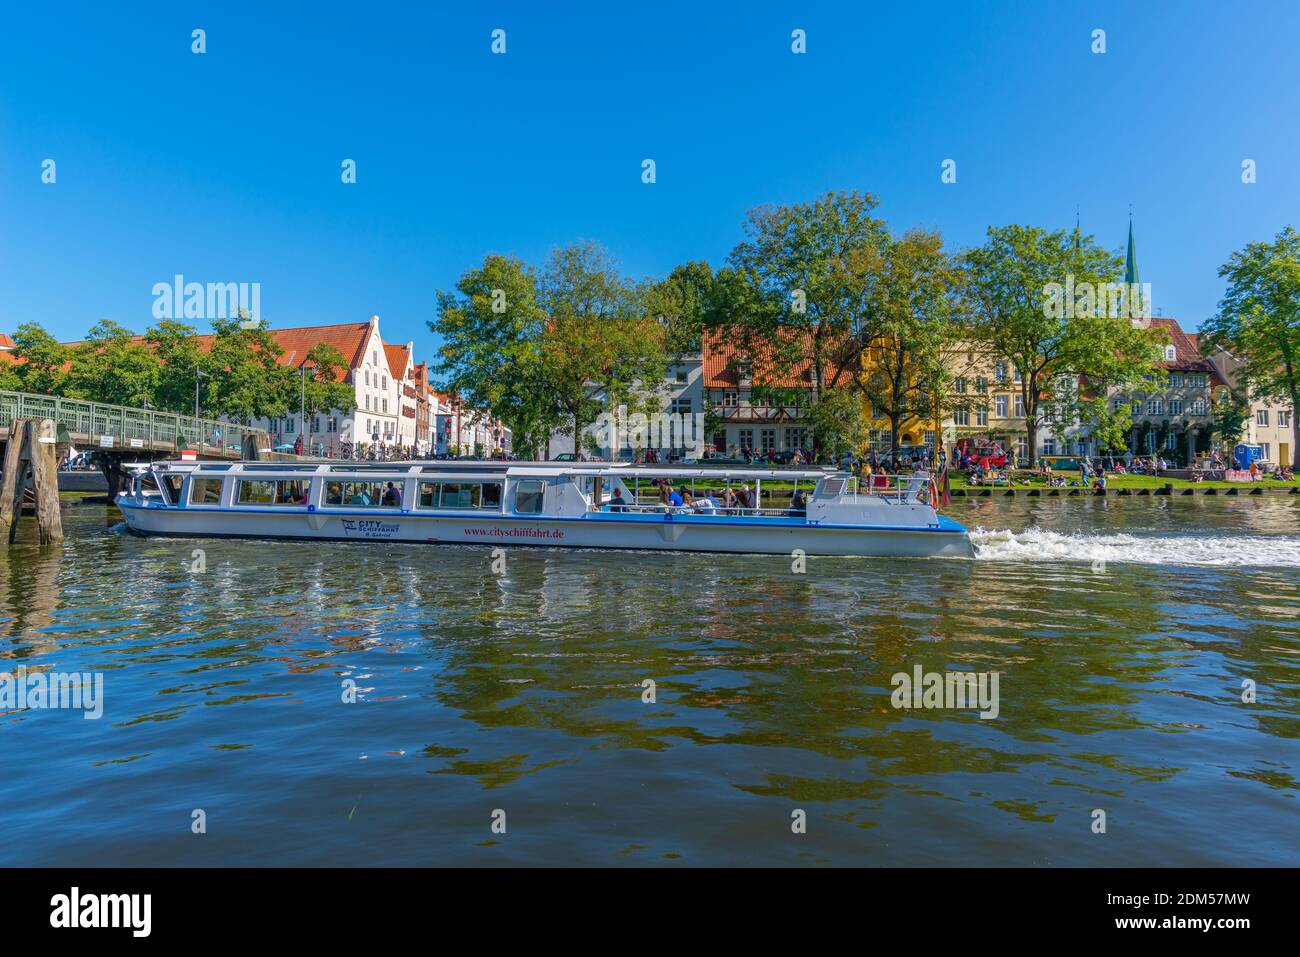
2 0 1297 363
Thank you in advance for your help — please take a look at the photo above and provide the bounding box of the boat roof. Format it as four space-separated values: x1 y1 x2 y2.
132 460 840 481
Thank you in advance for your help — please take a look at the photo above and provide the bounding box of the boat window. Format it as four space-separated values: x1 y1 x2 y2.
236 480 310 505
331 481 402 507
415 481 504 510
236 480 276 504
161 474 184 504
513 479 545 514
189 478 224 505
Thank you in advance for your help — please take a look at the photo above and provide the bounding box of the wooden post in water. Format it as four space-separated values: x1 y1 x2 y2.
29 419 64 544
0 417 31 538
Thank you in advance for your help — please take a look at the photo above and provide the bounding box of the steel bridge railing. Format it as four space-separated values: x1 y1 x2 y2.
0 390 267 456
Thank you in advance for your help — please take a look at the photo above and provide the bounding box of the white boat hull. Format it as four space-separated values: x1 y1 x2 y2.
117 501 974 559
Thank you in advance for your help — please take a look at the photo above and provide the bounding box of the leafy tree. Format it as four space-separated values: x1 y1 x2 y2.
64 319 162 407
0 358 19 392
708 191 893 453
962 224 1164 466
11 322 70 395
856 228 964 458
644 260 713 359
805 389 866 462
432 253 556 458
145 319 208 414
206 314 292 421
537 240 665 449
1200 225 1300 469
434 242 665 458
1209 388 1251 449
297 342 357 451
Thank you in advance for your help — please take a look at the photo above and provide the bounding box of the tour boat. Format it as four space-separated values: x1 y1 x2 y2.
115 460 975 558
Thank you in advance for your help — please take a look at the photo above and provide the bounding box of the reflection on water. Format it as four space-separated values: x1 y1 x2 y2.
0 498 1297 866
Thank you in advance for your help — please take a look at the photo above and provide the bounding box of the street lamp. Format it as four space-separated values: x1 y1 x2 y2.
194 367 209 419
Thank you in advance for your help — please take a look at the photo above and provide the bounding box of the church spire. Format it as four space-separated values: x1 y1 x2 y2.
1124 210 1139 287
1073 207 1081 252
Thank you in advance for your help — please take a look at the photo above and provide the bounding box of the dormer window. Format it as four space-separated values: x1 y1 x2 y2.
736 360 752 381
1164 345 1177 362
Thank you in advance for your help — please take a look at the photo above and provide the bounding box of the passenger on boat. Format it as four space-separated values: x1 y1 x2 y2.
789 490 808 516
326 483 344 505
664 482 683 507
608 488 628 512
381 482 401 507
349 488 372 506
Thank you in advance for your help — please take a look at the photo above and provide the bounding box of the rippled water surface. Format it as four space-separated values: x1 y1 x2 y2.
2 496 1297 866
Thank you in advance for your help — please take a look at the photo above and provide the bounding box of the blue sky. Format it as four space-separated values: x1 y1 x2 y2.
2 0 1297 364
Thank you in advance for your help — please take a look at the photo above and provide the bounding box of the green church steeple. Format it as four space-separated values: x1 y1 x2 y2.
1124 214 1139 287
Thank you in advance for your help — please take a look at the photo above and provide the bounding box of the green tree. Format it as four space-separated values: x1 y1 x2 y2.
962 224 1164 466
145 319 208 414
708 191 893 453
11 322 70 395
207 314 292 421
1209 388 1251 450
297 342 358 452
1200 226 1300 469
537 240 665 451
64 319 162 407
432 253 556 458
857 228 965 459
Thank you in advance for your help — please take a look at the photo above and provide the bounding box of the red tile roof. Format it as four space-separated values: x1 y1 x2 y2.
383 342 411 380
703 328 850 389
1148 317 1225 385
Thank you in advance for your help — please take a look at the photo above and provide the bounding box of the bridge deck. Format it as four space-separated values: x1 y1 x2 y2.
0 390 267 459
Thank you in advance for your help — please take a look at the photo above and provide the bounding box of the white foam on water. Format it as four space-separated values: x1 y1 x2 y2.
971 526 1300 567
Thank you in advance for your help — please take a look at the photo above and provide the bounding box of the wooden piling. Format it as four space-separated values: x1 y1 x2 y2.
0 418 64 544
29 419 64 543
0 417 31 537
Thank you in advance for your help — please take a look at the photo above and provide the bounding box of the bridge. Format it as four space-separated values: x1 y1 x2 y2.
0 390 266 458
0 390 274 498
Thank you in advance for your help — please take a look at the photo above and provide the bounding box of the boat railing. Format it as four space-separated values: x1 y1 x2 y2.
842 474 935 505
599 501 805 519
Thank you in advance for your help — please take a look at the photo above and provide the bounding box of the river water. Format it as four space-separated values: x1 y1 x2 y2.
1 497 1297 866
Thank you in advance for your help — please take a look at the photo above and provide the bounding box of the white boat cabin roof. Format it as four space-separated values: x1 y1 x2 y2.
131 460 842 483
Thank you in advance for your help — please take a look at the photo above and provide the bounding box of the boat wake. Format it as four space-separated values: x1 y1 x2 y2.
971 526 1300 567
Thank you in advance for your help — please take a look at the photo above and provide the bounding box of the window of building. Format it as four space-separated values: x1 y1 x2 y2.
954 409 969 426
1164 345 1177 361
1191 398 1207 415
975 406 988 427
1257 409 1269 426
1279 410 1291 428
760 429 776 452
1261 443 1271 459
1013 395 1025 417
1042 439 1055 456
1147 399 1164 415
1170 373 1183 388
975 376 988 394
513 480 545 514
995 361 1008 384
382 398 388 413
723 390 738 407
675 369 687 383
953 377 967 394
670 398 691 415
995 395 1008 417
738 428 754 449
1169 400 1184 415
